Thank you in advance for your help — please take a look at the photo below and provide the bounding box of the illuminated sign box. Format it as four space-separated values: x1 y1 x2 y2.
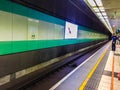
65 21 78 39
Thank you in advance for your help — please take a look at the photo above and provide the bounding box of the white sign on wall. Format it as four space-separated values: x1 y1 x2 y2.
65 21 78 39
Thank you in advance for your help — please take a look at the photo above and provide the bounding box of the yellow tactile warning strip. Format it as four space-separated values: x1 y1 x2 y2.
79 44 109 90
114 45 120 90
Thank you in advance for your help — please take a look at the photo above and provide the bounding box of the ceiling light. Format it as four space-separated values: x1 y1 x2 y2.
84 0 113 33
87 0 96 7
95 0 103 6
105 18 109 23
104 16 108 19
96 12 102 17
99 7 105 12
102 20 106 23
102 12 107 16
99 16 103 19
99 17 104 21
93 7 99 12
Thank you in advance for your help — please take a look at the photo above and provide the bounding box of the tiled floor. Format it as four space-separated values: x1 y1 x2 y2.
114 45 120 90
98 45 120 90
98 75 111 90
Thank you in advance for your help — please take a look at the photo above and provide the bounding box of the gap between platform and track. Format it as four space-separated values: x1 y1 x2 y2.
49 42 110 90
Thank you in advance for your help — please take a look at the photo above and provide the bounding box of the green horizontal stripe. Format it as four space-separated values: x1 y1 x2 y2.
0 39 105 55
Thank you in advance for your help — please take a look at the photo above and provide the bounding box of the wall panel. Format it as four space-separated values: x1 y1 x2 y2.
54 24 64 39
28 19 39 40
13 14 28 40
38 20 50 40
0 11 12 41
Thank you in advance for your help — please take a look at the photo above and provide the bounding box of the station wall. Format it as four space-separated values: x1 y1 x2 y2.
0 0 109 89
0 0 107 55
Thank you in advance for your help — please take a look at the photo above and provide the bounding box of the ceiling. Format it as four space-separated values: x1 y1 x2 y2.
102 0 120 31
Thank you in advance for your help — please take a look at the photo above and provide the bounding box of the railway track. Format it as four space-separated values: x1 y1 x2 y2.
20 45 102 90
8 41 108 90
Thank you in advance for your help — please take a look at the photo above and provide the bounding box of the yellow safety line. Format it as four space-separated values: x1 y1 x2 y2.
79 47 108 90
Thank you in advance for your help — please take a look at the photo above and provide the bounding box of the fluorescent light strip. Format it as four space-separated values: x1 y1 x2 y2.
85 0 113 33
87 0 96 7
93 7 99 12
104 16 108 19
99 7 105 12
99 18 104 22
96 12 102 17
95 0 103 6
102 12 107 16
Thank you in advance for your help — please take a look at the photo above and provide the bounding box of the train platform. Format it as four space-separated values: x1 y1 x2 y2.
97 45 120 90
49 42 120 90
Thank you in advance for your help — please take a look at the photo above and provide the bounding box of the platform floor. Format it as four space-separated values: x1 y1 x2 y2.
49 42 120 90
98 45 120 90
